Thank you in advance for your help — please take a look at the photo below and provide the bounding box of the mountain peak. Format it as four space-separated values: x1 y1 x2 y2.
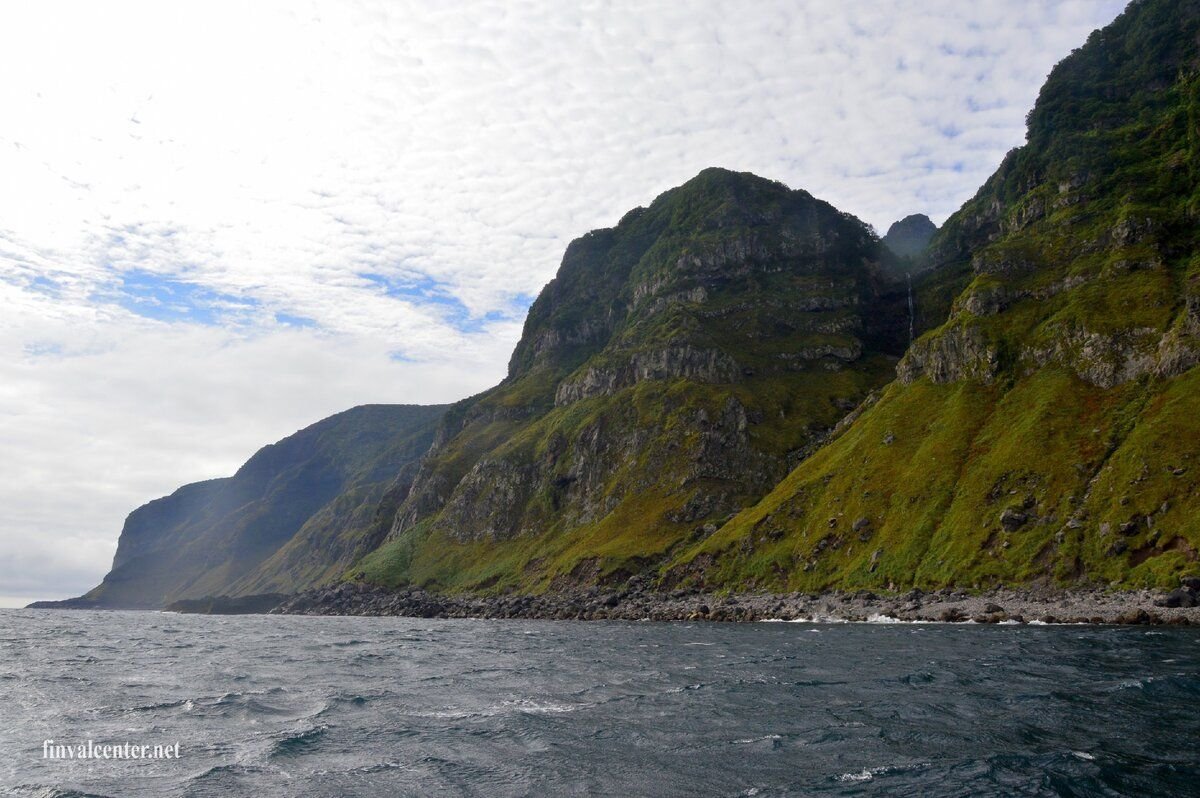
882 213 937 259
506 169 877 380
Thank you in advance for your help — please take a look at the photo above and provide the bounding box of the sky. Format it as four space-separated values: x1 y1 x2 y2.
0 0 1128 607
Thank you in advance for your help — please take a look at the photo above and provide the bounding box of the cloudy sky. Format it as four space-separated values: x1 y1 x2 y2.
0 0 1126 606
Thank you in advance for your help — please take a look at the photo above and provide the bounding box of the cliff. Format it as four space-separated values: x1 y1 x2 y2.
36 404 445 608
354 168 912 592
45 0 1200 610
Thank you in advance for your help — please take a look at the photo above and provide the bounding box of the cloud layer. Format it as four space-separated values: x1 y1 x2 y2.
0 0 1126 604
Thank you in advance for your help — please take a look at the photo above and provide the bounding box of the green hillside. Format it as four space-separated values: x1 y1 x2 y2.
672 0 1200 592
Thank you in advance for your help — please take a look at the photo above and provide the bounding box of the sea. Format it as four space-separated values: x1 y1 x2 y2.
0 610 1197 797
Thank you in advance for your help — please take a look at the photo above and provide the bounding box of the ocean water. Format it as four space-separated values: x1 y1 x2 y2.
0 611 1197 797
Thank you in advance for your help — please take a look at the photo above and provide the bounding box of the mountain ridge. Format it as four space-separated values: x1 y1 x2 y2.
34 403 446 609
39 0 1200 610
360 167 911 594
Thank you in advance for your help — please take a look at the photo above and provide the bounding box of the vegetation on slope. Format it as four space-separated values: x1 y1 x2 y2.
66 0 1200 606
672 0 1200 591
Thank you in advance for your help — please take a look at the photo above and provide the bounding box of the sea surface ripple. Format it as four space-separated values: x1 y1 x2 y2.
0 610 1197 797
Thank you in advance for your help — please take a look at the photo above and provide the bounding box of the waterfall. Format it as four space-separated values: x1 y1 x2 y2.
906 272 915 344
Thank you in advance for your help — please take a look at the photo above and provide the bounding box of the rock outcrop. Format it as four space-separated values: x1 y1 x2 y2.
361 168 906 592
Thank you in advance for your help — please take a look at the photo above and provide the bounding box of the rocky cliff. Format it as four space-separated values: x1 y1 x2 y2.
354 168 911 593
38 404 444 609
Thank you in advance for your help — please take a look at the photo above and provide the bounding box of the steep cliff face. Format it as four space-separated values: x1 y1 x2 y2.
357 169 906 592
50 404 445 608
675 0 1200 592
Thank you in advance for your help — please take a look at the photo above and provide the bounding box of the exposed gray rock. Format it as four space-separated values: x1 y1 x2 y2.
554 345 742 406
897 325 999 384
1159 588 1197 608
1000 508 1029 531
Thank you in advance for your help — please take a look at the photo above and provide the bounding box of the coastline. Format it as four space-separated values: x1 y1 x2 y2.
269 579 1200 625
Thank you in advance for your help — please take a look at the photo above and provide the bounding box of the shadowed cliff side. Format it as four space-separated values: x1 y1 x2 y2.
33 404 445 609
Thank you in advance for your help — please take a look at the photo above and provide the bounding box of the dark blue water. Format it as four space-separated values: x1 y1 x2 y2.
1 611 1198 797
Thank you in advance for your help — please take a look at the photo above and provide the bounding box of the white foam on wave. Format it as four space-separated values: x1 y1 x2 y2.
837 765 891 782
865 613 905 624
758 612 936 624
413 697 587 719
760 612 1118 626
732 734 783 745
411 708 478 719
502 698 582 714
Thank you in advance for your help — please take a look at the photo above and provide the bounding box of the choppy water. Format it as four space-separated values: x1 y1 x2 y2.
0 611 1198 797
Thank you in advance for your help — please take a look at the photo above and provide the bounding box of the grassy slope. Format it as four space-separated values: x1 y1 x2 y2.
359 357 895 593
678 367 1198 591
672 0 1200 591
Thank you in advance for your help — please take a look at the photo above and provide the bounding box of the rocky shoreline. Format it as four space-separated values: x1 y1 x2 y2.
269 577 1200 625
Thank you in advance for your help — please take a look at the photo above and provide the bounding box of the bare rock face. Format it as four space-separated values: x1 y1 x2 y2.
897 325 999 384
1155 296 1200 378
436 458 540 541
381 168 902 578
1023 326 1162 389
1000 508 1029 531
554 346 741 406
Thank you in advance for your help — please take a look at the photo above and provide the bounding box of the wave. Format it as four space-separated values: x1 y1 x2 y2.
268 724 328 759
732 734 783 745
117 697 194 714
501 698 583 715
758 614 1067 626
409 697 589 720
835 762 928 784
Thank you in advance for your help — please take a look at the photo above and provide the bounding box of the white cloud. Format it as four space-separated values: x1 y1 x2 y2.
0 0 1127 604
